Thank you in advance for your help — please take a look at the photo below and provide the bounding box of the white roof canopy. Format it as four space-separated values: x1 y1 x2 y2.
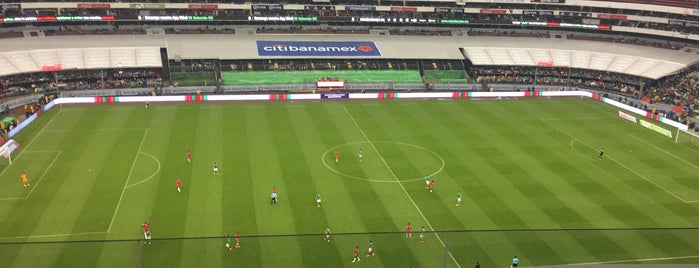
0 47 162 77
460 38 699 80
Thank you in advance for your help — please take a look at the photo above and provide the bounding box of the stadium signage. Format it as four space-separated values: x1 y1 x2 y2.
304 5 335 11
480 9 507 14
345 5 376 11
640 120 672 138
390 7 418 12
188 4 218 10
523 10 554 16
435 7 464 13
257 41 381 56
669 20 685 26
597 14 627 20
618 111 637 123
250 16 294 21
139 15 188 21
530 0 566 3
512 21 610 30
77 3 110 9
1 3 20 10
252 4 283 10
129 3 165 9
321 93 349 99
559 11 591 17
317 80 346 88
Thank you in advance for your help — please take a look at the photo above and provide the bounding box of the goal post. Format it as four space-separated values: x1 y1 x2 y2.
675 128 699 148
0 139 21 165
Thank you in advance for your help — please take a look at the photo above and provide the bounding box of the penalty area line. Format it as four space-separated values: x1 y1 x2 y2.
25 151 62 199
108 128 149 233
540 119 689 204
342 105 462 268
0 231 108 241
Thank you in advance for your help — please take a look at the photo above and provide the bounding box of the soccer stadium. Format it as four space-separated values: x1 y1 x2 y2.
0 0 699 267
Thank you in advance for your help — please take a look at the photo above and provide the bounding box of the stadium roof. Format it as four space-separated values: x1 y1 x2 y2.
459 37 699 80
0 47 162 77
0 34 697 80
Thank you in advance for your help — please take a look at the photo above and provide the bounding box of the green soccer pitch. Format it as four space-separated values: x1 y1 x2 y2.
0 98 698 267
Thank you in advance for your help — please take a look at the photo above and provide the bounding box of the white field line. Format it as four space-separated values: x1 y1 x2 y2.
25 151 62 199
569 254 699 266
0 109 62 180
540 119 690 203
43 128 147 132
627 133 699 172
108 129 149 232
342 105 462 268
0 231 108 241
125 152 161 189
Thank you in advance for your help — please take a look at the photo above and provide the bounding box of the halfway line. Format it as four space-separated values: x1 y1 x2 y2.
342 105 462 268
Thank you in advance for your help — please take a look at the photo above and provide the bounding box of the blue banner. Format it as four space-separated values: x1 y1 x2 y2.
321 93 349 99
345 5 376 11
257 41 381 57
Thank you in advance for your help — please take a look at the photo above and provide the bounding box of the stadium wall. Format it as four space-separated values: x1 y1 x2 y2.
7 90 687 140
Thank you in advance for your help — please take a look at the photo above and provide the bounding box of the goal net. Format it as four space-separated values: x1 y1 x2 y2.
675 128 699 149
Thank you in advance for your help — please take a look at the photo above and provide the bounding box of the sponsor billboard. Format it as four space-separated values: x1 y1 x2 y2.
188 4 218 9
390 7 418 12
530 0 566 3
640 120 672 138
618 111 637 123
480 9 507 14
252 4 283 10
321 93 350 99
77 3 110 9
435 7 464 13
129 3 165 9
345 5 376 11
257 41 381 57
597 14 627 20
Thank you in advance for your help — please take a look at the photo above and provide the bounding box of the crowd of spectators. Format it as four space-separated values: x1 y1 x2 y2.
1 69 162 93
469 66 646 96
645 71 699 108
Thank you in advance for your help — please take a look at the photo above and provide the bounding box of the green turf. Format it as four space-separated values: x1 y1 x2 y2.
1 98 699 267
423 70 468 83
170 72 217 86
221 70 423 85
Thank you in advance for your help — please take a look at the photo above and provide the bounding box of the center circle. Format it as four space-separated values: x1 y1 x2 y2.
321 141 445 183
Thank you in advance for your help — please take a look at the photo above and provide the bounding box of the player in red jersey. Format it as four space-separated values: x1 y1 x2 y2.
186 150 192 163
335 150 340 163
235 232 241 248
142 221 150 242
406 222 412 238
352 245 361 263
429 180 435 193
176 178 182 192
